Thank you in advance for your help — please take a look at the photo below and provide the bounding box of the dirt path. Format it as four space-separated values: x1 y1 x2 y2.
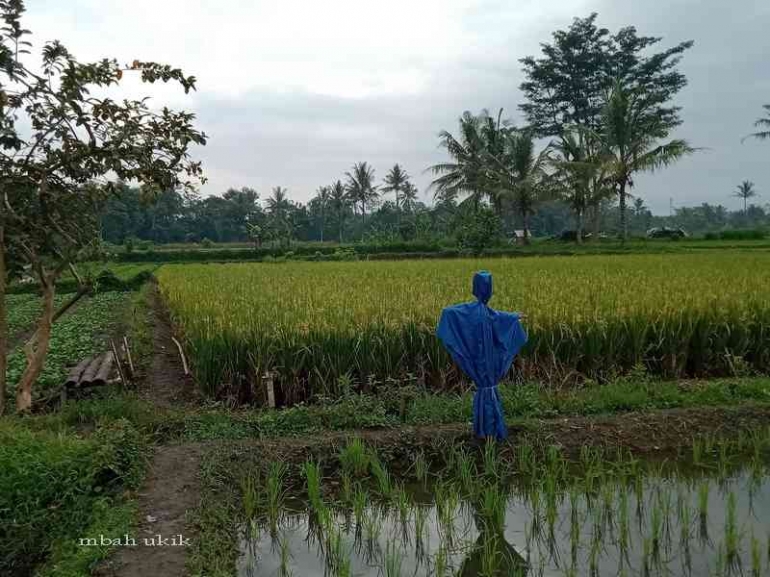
97 444 204 577
136 283 199 409
99 284 202 577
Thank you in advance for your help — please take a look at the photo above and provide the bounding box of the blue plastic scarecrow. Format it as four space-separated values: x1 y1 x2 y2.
436 271 527 440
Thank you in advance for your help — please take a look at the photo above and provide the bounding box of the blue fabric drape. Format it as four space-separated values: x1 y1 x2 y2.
436 271 527 439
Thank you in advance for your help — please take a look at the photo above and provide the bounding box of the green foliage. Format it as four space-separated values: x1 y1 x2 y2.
6 291 133 399
0 419 146 576
454 206 504 251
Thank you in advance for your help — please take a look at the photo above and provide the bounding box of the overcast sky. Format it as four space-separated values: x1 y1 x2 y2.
26 0 769 214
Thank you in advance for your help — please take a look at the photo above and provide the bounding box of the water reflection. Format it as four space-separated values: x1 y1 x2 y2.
238 470 770 576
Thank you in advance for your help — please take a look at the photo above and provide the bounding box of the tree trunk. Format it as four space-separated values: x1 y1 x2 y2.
319 211 324 243
618 181 628 243
0 221 6 416
15 277 56 412
339 214 344 244
522 212 531 246
361 203 366 241
591 203 600 240
576 209 583 245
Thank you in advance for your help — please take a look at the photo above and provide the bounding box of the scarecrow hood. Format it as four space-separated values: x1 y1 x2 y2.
436 271 527 439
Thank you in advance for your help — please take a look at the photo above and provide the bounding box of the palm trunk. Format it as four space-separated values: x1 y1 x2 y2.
361 203 366 241
618 181 628 243
591 203 600 240
319 210 324 243
339 213 344 243
522 212 531 246
576 209 583 245
0 220 6 416
16 276 56 412
395 191 400 236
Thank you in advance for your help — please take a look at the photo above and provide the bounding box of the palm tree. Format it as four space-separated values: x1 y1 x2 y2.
344 162 378 240
428 111 493 211
489 128 552 243
733 180 758 213
596 81 695 242
314 185 331 241
744 105 770 142
381 164 409 211
329 179 349 243
551 130 593 243
265 186 293 246
401 182 418 213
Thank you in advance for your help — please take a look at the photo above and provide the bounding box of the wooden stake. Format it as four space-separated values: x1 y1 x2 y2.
171 336 189 376
123 336 135 377
111 339 128 390
263 372 275 408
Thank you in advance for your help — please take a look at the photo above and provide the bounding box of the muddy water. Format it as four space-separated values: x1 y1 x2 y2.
238 471 770 576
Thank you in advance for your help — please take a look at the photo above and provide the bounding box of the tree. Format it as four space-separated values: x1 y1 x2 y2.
381 164 409 211
744 105 770 142
519 13 693 138
428 112 492 211
401 182 418 213
312 185 331 241
734 180 758 214
329 180 349 243
344 162 378 239
493 129 552 243
265 186 293 246
0 2 205 412
551 130 593 243
593 81 695 241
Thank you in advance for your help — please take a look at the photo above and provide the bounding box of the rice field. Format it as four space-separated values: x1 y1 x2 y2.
237 433 770 577
157 252 770 402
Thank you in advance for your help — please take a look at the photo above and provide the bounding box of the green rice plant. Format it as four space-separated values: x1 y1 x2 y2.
339 438 369 477
412 450 428 485
339 471 353 508
435 482 459 547
363 508 382 544
650 499 662 561
479 534 500 577
480 484 507 534
618 487 630 557
384 539 404 577
240 473 260 521
751 531 761 577
483 438 499 480
453 447 475 496
724 492 740 570
265 462 288 534
391 483 411 528
303 461 323 513
433 546 448 577
353 486 368 528
369 454 392 499
279 534 293 577
414 504 427 546
516 442 534 476
697 480 710 545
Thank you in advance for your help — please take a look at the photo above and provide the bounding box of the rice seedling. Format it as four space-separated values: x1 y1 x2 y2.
353 486 368 528
265 461 288 534
751 531 762 577
339 438 369 477
697 480 710 545
369 454 392 499
362 508 383 544
414 505 427 551
724 491 740 570
412 450 428 485
303 460 323 513
483 438 499 480
433 546 449 577
240 473 260 521
340 471 354 508
453 447 475 496
279 534 293 577
480 484 507 534
384 539 404 577
479 534 500 577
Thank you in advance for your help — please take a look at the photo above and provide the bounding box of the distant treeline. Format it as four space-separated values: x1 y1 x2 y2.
101 184 769 248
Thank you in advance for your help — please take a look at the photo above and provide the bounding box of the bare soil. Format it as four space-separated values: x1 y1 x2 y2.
98 285 202 577
135 284 199 409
